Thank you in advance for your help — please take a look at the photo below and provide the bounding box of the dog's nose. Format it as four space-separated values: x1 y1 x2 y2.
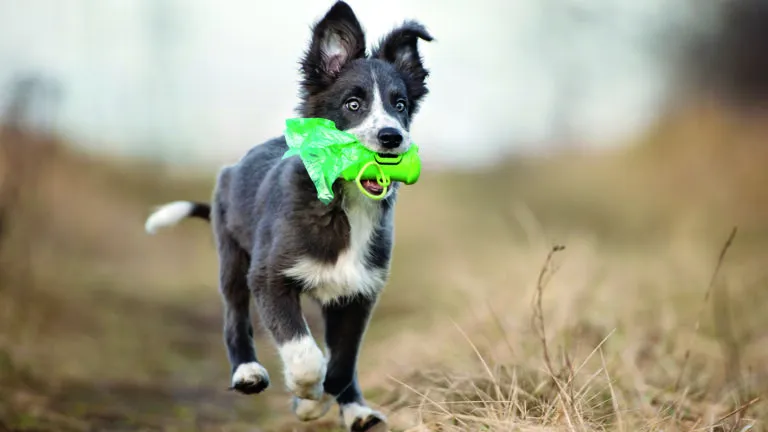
377 127 403 149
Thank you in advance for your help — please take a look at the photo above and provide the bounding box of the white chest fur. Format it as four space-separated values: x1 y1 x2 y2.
283 185 387 304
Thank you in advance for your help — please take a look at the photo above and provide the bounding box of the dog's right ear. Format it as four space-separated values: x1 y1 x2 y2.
300 1 366 95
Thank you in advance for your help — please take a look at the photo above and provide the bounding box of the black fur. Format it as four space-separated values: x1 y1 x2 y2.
189 202 211 220
372 21 433 114
299 2 367 99
146 2 431 430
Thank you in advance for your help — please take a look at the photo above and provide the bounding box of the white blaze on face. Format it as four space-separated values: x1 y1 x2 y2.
346 72 410 154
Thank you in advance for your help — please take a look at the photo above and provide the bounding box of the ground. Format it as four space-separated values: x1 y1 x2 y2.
0 101 767 431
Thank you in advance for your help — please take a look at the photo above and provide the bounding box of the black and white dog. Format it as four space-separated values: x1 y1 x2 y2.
144 2 432 431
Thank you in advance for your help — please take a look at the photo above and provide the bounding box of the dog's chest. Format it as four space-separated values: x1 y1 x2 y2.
284 193 386 304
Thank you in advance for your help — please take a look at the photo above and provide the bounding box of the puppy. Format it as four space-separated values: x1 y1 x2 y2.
144 2 432 431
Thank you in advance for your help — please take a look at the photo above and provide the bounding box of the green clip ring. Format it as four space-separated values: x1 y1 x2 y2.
356 161 390 200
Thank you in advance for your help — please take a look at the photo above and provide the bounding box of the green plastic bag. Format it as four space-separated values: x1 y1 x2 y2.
282 117 421 204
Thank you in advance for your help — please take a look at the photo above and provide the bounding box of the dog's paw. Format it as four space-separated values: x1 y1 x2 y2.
279 336 326 400
292 393 334 421
230 362 270 395
341 403 388 432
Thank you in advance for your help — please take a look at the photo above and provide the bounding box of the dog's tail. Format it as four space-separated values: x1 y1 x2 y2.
144 201 211 234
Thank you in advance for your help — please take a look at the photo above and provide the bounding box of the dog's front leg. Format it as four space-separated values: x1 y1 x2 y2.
249 268 326 401
292 295 387 431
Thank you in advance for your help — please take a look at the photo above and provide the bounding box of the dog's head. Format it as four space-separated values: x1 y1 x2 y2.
298 1 433 156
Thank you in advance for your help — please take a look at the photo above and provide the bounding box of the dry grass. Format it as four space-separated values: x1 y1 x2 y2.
1 99 768 431
378 231 767 431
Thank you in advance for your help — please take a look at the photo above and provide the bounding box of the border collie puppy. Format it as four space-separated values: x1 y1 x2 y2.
144 2 432 430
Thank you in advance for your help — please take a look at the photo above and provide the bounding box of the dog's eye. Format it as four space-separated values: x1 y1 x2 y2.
345 98 361 111
395 100 407 113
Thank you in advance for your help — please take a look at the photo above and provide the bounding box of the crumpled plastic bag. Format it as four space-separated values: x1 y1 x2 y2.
282 117 370 204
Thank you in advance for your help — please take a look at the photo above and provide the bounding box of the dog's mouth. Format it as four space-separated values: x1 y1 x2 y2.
360 179 385 196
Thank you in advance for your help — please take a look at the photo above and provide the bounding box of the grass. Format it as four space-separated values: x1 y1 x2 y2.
1 99 767 431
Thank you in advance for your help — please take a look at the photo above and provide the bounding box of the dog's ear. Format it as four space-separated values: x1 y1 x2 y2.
372 21 433 107
300 1 366 95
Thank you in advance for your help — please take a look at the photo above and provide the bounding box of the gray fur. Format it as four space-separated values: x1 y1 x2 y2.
145 2 432 430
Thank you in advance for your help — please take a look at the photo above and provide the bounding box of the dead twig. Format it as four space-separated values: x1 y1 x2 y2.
532 244 566 380
714 396 761 428
531 244 572 424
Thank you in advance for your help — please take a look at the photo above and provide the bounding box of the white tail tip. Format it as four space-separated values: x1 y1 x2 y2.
145 201 195 234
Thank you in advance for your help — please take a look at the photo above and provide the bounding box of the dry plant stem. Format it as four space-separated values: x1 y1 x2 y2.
531 244 572 424
564 349 576 405
532 244 566 381
486 300 517 358
387 374 467 428
452 320 505 404
673 226 737 392
566 328 616 390
714 396 761 427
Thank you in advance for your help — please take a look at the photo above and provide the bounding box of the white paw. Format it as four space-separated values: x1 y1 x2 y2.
230 362 270 395
341 403 388 432
292 393 334 421
278 335 326 400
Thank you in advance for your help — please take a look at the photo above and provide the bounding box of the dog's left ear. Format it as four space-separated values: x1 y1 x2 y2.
373 21 434 107
301 1 367 95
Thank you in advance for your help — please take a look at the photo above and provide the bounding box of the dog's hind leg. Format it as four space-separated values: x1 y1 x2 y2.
217 231 270 395
293 295 387 431
250 268 326 401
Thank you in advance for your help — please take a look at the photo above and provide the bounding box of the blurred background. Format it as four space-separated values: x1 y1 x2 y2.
1 0 768 431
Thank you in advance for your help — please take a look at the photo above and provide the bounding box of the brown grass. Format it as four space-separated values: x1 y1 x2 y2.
1 99 768 431
378 227 766 431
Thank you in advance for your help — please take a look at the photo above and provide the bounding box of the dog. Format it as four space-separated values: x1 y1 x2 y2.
144 2 432 431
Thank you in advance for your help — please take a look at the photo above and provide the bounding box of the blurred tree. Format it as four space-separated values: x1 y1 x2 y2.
0 75 59 285
690 0 768 105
